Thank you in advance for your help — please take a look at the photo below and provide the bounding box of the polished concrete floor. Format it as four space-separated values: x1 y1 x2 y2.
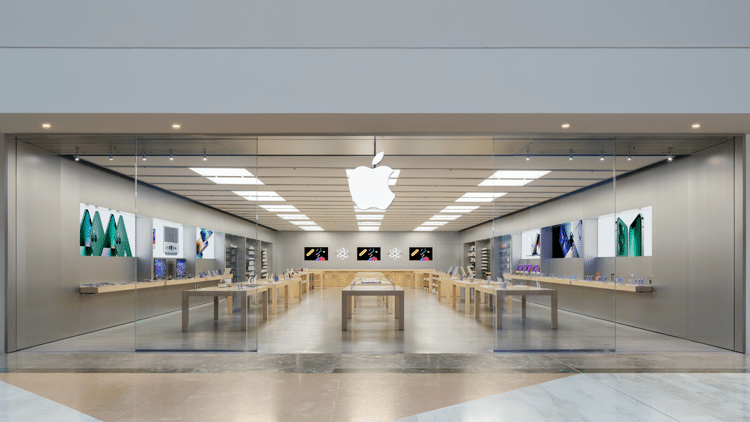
1 352 749 421
27 287 726 354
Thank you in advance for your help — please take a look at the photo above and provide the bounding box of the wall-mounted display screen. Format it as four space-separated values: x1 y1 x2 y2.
196 228 215 259
357 247 381 261
304 247 328 261
154 259 167 279
521 229 541 259
79 203 135 257
597 206 652 257
551 220 583 258
409 247 432 261
153 219 184 259
176 259 186 277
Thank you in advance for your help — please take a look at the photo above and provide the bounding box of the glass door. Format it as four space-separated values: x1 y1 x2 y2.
492 138 617 352
134 136 260 352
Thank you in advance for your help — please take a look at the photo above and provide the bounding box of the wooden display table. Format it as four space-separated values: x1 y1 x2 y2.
320 269 432 289
80 275 223 294
298 270 324 290
182 284 268 332
474 285 558 329
503 273 652 292
341 283 405 331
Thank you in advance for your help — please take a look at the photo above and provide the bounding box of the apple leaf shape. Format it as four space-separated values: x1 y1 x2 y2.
372 151 384 166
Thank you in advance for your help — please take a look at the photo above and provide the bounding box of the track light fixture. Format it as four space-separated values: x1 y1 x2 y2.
627 147 632 161
203 148 207 161
169 149 174 161
569 149 573 161
526 148 530 161
667 147 673 162
75 147 79 162
600 151 604 161
142 152 147 161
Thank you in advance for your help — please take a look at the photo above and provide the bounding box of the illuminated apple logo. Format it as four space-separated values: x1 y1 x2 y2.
348 152 395 210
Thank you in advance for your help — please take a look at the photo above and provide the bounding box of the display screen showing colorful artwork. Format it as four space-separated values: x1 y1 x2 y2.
196 228 215 259
409 247 433 261
521 229 541 259
357 247 381 261
79 204 134 257
551 220 583 258
304 247 328 261
597 206 652 257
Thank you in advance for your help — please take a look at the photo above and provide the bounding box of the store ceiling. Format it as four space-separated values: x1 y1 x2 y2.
17 135 733 232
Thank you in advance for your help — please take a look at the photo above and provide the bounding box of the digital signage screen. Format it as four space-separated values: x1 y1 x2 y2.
357 247 381 261
551 220 583 258
304 247 328 261
154 259 167 279
409 247 433 261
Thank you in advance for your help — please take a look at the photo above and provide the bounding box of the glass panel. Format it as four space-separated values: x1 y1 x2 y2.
613 137 738 352
12 136 138 351
492 138 617 351
134 137 259 352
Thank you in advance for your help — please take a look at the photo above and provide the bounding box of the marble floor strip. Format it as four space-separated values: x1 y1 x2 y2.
0 380 102 422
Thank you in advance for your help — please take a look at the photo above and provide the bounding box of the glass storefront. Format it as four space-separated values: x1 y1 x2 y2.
4 135 744 353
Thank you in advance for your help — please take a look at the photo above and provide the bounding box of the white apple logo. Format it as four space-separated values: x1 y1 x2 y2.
348 152 395 210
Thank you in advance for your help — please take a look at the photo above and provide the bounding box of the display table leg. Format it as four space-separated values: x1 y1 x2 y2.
214 296 219 320
272 287 277 315
182 292 189 332
474 289 480 318
398 293 405 330
522 295 527 318
508 296 513 313
227 296 233 314
496 293 504 329
240 294 248 331
452 284 457 308
551 291 558 329
465 287 471 315
341 293 348 331
262 291 268 321
284 285 289 309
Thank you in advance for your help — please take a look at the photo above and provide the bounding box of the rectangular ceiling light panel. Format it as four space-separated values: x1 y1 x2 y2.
441 206 479 213
490 170 551 179
357 221 381 226
207 177 263 185
277 214 308 220
478 179 532 187
190 168 255 177
359 226 380 231
414 226 437 231
233 191 285 201
260 205 299 212
300 226 324 231
356 214 384 220
455 192 507 202
422 221 447 226
291 221 317 225
430 215 460 220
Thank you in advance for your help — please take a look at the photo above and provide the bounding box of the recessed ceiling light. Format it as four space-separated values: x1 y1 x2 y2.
455 192 507 202
359 226 380 231
300 226 324 231
561 123 570 129
277 214 309 220
353 206 385 213
41 123 51 129
430 215 460 220
260 205 299 212
692 123 700 129
422 221 447 226
233 191 285 201
356 214 384 220
414 226 437 231
441 206 479 213
291 221 316 225
358 221 381 226
172 124 181 129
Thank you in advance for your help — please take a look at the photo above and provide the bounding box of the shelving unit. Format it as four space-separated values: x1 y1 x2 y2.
226 244 239 283
495 235 512 281
480 247 489 278
246 245 255 280
468 244 476 275
260 248 269 278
